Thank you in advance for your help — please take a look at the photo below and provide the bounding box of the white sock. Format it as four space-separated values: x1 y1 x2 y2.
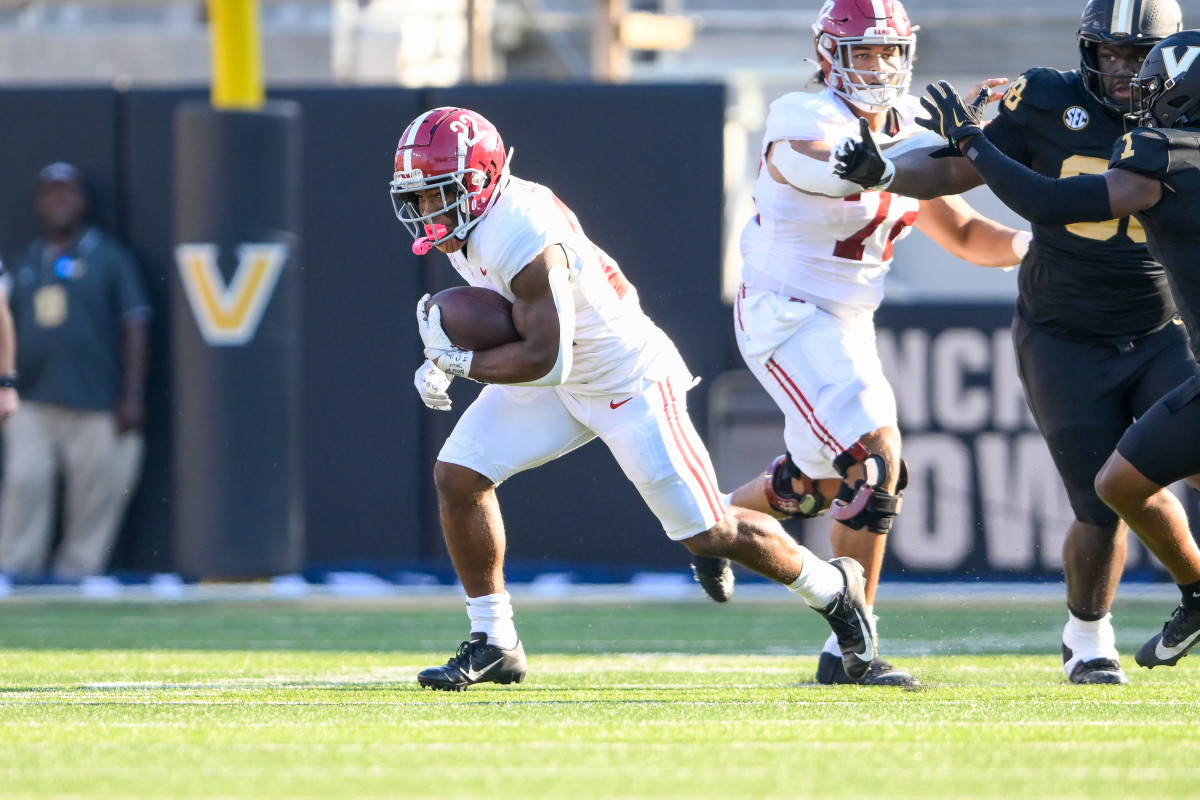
466 591 519 650
787 551 844 609
1062 611 1118 675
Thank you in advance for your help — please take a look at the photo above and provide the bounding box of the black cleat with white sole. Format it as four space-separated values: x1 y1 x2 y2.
418 633 528 691
1068 658 1128 685
814 557 877 682
1135 604 1200 669
1062 644 1128 684
816 651 921 688
692 556 735 602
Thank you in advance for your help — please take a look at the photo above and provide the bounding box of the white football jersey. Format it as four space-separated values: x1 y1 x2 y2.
447 176 687 394
740 86 925 316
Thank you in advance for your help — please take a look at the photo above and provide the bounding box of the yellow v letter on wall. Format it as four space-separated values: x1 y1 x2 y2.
175 243 288 345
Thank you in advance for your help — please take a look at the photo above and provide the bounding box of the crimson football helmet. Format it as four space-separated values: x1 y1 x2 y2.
1129 30 1200 129
390 107 511 247
812 0 916 111
1078 0 1182 113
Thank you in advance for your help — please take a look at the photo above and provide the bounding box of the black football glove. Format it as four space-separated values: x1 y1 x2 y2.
832 117 895 190
917 80 988 151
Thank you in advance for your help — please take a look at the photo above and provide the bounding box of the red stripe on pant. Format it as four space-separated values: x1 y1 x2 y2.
765 357 844 454
657 377 724 521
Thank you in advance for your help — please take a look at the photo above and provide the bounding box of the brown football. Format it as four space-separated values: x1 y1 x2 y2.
426 286 521 351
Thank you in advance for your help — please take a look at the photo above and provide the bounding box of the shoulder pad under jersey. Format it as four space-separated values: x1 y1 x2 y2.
997 67 1081 120
1109 127 1170 178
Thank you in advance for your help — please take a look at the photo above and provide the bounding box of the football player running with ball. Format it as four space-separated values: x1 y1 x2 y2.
392 106 879 691
690 0 1029 688
833 0 1191 685
841 29 1200 673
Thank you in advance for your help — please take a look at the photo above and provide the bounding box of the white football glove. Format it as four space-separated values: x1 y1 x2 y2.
416 294 473 378
416 293 453 351
414 359 453 411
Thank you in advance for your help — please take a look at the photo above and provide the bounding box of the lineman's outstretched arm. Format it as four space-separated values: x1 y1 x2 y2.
834 119 985 198
960 133 1109 224
915 194 1029 268
885 75 1005 198
917 84 1153 225
889 146 984 198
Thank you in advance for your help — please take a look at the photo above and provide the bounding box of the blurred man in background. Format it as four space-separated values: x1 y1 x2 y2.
0 162 150 581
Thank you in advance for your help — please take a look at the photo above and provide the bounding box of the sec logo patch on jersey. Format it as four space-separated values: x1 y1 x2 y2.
1064 106 1090 131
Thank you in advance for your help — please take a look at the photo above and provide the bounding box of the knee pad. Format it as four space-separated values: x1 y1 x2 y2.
762 453 825 518
830 445 908 534
832 441 887 485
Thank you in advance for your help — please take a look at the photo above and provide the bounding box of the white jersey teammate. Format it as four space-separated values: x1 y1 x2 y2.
393 105 884 691
690 0 1031 687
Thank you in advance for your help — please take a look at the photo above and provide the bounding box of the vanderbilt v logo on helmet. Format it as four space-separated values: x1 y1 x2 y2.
1163 45 1200 80
1077 0 1183 113
1130 30 1200 128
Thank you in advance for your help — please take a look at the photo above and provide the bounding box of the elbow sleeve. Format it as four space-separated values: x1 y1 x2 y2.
771 142 866 197
512 264 574 387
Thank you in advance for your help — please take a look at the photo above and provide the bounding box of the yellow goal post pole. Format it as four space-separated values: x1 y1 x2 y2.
207 0 264 109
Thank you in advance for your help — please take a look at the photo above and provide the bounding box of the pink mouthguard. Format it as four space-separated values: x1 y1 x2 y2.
412 224 449 255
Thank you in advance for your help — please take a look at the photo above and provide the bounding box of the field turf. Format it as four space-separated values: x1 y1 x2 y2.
0 591 1196 798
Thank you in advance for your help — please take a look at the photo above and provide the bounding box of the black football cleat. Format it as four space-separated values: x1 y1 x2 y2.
417 633 528 691
1062 643 1127 684
1136 605 1200 669
816 651 921 688
814 557 876 681
691 556 735 602
1068 658 1128 685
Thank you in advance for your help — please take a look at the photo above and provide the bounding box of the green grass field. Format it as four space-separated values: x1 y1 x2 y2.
1 591 1197 798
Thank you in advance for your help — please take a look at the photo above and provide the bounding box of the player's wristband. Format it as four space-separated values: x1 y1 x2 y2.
0 372 18 389
434 349 473 379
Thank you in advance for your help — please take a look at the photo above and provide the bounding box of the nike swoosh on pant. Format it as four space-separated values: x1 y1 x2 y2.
609 397 632 409
1155 628 1200 661
465 658 504 682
